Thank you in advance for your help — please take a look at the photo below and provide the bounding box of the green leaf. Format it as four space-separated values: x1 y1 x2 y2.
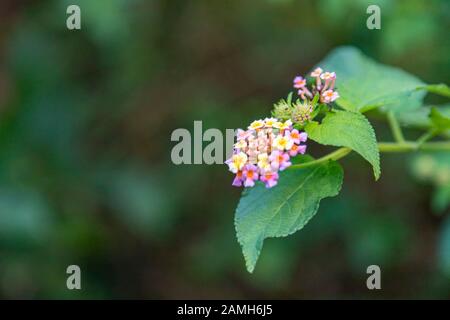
397 104 450 130
419 84 450 98
317 46 426 113
235 157 343 273
397 106 431 128
305 110 381 180
311 93 320 105
286 92 293 105
430 107 450 131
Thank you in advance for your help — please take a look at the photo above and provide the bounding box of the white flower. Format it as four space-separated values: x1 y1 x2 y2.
248 120 264 130
274 119 292 131
264 117 278 128
311 67 323 77
226 152 248 173
257 153 272 172
320 72 336 80
272 135 294 151
234 139 247 150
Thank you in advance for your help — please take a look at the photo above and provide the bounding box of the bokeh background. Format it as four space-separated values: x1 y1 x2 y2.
0 0 449 299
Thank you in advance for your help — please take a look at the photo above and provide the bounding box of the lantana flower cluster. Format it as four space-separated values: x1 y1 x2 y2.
294 67 339 104
225 118 307 188
273 67 339 125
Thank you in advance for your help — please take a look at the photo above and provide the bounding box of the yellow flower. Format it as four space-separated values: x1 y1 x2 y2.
264 117 278 128
226 152 248 173
257 153 271 172
234 139 247 150
248 120 264 130
272 135 294 151
275 119 292 131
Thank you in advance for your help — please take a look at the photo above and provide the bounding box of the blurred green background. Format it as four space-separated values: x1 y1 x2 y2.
0 0 449 299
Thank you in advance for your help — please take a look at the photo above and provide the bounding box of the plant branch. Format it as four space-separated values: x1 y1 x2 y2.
387 111 405 143
290 147 352 169
416 129 437 146
289 141 450 170
378 141 450 152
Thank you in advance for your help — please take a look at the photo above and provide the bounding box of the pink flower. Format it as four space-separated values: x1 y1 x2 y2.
242 164 259 187
294 68 339 102
248 138 258 149
321 90 339 103
232 171 243 187
269 150 292 171
288 144 307 157
293 76 306 89
299 132 307 142
236 128 251 141
320 72 336 80
286 129 302 144
260 172 279 188
226 118 309 189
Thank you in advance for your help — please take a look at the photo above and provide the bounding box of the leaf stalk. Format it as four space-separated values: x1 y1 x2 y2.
387 111 406 143
289 141 450 170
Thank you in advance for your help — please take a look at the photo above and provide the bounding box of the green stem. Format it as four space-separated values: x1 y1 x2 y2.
378 141 450 152
290 147 352 169
289 141 450 170
416 129 437 146
419 141 450 151
387 111 405 143
377 142 416 152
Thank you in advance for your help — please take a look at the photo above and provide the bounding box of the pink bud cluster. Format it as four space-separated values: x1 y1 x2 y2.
293 67 339 104
225 118 307 188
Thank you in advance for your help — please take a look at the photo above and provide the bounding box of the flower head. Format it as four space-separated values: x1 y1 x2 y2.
269 150 292 171
272 135 294 151
311 67 323 77
242 164 259 187
293 67 339 106
321 89 339 103
320 71 336 80
260 171 279 188
264 117 277 128
226 118 307 188
273 119 293 131
234 139 247 150
286 129 302 144
225 152 248 173
292 101 313 125
288 143 307 157
236 128 251 141
272 99 292 120
232 171 244 187
293 76 306 89
248 119 265 130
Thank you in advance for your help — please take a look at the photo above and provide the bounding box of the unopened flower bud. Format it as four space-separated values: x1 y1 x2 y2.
272 99 292 120
292 101 314 125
